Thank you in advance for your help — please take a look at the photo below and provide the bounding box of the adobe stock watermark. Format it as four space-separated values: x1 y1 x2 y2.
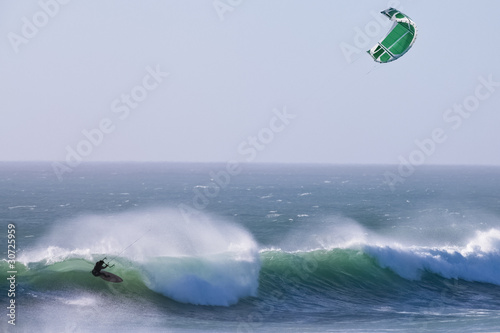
339 0 402 64
7 0 71 54
213 0 243 21
178 106 296 220
384 74 499 191
51 65 169 181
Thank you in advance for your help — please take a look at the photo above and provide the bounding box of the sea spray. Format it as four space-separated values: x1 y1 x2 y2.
19 208 261 306
275 216 375 252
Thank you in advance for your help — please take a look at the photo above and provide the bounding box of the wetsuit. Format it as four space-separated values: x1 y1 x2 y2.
92 260 108 277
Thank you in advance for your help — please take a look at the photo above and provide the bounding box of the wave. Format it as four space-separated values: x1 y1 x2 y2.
15 209 261 307
258 228 500 296
2 253 258 306
6 228 500 313
10 207 500 310
258 247 406 303
364 229 500 284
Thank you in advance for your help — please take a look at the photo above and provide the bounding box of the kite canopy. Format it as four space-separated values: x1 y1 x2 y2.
367 8 417 63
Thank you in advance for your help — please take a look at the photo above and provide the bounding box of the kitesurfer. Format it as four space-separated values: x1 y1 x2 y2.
91 259 109 277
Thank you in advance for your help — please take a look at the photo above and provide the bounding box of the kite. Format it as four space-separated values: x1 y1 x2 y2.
367 8 417 63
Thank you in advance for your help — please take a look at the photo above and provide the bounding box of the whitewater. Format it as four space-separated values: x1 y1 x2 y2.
1 162 500 332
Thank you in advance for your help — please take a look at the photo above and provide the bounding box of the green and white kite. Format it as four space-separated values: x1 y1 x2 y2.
367 8 417 63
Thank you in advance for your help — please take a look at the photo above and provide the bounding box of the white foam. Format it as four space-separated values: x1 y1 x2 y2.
8 205 36 210
364 229 500 284
63 296 97 307
19 246 93 265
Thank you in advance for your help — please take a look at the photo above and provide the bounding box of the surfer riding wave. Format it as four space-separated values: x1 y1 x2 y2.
92 259 109 277
91 258 123 283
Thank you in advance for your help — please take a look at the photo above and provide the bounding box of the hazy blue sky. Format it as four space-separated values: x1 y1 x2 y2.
2 0 500 165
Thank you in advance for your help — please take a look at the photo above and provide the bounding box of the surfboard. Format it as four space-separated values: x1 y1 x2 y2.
99 271 123 283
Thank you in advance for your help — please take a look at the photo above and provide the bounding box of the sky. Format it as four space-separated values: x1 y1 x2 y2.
1 0 500 165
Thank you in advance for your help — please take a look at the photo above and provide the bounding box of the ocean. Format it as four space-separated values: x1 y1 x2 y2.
2 162 500 332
